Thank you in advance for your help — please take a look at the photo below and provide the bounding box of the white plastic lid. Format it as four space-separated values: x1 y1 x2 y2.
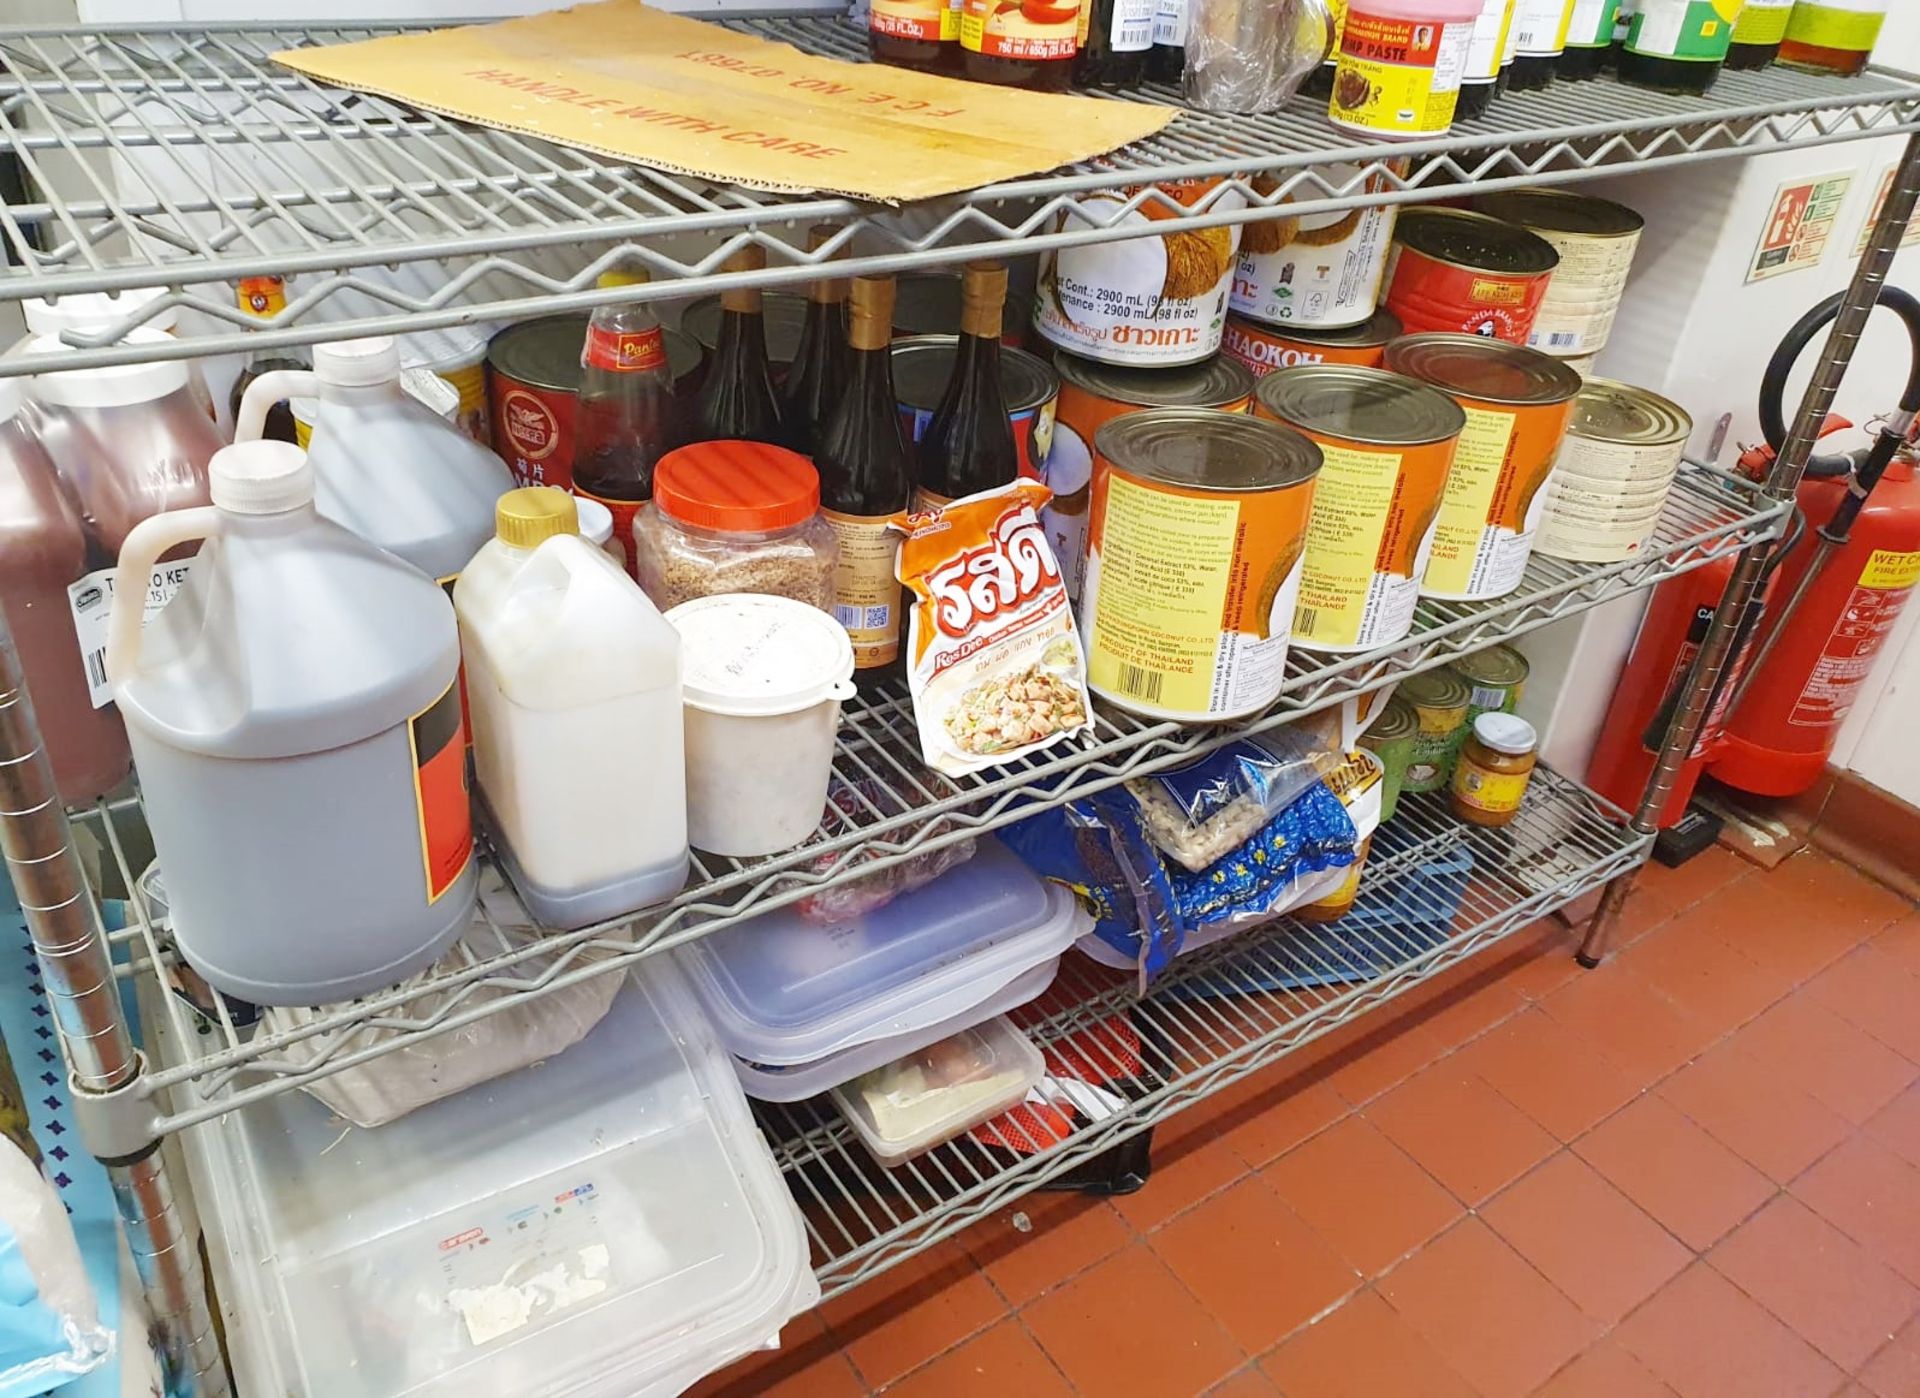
313 336 402 387
573 494 615 548
1472 711 1537 756
210 439 313 514
27 329 192 406
669 594 856 717
25 289 176 336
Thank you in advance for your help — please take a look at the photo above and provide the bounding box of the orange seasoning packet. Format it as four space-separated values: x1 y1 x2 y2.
895 480 1094 778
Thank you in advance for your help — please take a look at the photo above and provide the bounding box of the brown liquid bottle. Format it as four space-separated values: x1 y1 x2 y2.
227 275 305 444
814 276 915 681
778 227 852 459
962 0 1080 90
690 247 784 446
917 262 1019 511
869 0 958 71
573 269 679 576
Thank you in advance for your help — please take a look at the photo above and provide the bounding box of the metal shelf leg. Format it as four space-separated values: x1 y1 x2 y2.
1579 129 1920 968
0 618 229 1397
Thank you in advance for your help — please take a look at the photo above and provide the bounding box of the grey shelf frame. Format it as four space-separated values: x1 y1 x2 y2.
74 460 1785 1140
2 16 1920 372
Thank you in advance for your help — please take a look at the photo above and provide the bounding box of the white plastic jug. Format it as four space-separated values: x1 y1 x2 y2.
109 439 478 1006
235 336 512 582
456 487 689 928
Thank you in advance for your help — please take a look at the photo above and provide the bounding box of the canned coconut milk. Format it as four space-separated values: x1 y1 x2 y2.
1472 188 1645 359
1534 378 1692 563
1043 353 1255 600
892 335 1059 482
1232 165 1402 330
1385 208 1560 345
1083 409 1322 721
1384 334 1582 602
1033 177 1249 367
1255 365 1467 653
487 315 702 490
1223 309 1402 376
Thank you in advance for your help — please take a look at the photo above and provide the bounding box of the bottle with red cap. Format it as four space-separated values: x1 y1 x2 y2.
632 439 840 616
574 268 680 576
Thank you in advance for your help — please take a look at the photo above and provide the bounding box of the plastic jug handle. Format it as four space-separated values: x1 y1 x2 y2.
234 369 321 443
106 506 220 689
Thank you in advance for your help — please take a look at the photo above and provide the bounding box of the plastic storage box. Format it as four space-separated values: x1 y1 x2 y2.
172 964 817 1398
832 1017 1046 1168
676 839 1087 1090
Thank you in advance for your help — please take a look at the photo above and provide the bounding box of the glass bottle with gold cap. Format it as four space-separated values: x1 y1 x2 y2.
918 260 1019 510
778 226 851 459
227 275 305 444
454 485 689 927
690 245 784 447
814 275 915 680
574 266 678 576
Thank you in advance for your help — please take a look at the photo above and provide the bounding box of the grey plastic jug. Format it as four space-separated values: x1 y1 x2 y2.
109 439 478 1006
235 336 512 582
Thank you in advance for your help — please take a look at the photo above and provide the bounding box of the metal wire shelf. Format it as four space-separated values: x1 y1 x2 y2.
2 13 1918 371
774 764 1647 1297
70 459 1781 1139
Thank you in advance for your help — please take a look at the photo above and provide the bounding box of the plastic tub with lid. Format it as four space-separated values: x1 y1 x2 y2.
677 836 1087 1064
832 1017 1046 1168
668 593 856 858
729 957 1059 1102
634 441 838 613
169 962 819 1398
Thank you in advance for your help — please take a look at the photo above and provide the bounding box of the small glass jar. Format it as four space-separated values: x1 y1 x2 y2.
1450 711 1539 828
1295 835 1370 923
634 440 838 613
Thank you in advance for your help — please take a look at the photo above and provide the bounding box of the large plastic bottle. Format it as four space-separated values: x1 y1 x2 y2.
109 439 478 1006
0 378 131 806
235 336 512 583
456 487 689 928
20 291 217 422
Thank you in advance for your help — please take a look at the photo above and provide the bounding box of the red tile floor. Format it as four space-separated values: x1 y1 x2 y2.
690 845 1920 1397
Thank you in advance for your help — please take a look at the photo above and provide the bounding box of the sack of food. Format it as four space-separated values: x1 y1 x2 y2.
1125 729 1340 873
895 480 1094 777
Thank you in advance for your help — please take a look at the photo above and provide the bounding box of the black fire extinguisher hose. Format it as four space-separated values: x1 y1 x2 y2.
1731 285 1920 717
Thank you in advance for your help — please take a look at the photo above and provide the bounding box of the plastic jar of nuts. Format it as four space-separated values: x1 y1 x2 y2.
635 440 838 613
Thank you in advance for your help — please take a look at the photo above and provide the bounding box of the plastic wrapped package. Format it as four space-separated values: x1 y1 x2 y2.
1125 729 1339 873
0 1138 112 1396
1183 0 1334 112
262 869 629 1128
796 777 979 925
1165 781 1358 927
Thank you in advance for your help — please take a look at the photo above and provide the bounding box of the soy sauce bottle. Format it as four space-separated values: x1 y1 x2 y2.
690 246 783 446
1727 0 1791 69
869 0 957 73
916 262 1018 511
1619 0 1734 93
1076 0 1156 86
1458 0 1518 118
1557 0 1621 77
228 276 304 444
814 276 915 682
1148 0 1188 81
1509 0 1575 89
778 226 851 459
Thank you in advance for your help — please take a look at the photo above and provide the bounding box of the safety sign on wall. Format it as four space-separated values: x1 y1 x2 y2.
1749 172 1853 283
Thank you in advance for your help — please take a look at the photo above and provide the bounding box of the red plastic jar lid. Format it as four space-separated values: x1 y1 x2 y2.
651 440 820 533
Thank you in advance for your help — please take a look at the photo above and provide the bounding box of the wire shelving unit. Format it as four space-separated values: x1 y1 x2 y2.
1 14 1916 1393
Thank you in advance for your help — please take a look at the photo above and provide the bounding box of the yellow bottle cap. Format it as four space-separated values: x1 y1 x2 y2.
496 487 579 549
596 268 651 290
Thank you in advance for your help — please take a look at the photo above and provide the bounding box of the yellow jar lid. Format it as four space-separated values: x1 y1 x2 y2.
596 267 651 289
496 486 579 549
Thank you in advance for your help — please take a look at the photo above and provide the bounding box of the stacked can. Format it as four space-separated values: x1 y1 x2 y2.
1533 378 1693 563
1384 208 1560 346
1472 188 1645 379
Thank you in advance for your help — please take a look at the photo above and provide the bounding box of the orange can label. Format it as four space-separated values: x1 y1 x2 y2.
1386 246 1551 344
1254 407 1459 652
1042 375 1251 599
1421 393 1576 600
1083 456 1315 719
1222 315 1388 374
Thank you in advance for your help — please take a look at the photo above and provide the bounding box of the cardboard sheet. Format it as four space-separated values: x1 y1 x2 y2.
274 1 1176 204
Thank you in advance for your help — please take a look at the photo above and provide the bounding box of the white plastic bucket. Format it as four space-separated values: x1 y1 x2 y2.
669 594 856 858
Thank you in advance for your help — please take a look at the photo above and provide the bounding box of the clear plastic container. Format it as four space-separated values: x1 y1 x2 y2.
832 1017 1046 1167
635 441 837 612
729 959 1059 1103
676 838 1089 1067
168 963 819 1398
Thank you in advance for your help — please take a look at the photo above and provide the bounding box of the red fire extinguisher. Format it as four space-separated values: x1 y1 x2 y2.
1588 285 1920 816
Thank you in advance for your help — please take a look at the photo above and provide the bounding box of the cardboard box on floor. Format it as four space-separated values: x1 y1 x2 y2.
275 0 1176 204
